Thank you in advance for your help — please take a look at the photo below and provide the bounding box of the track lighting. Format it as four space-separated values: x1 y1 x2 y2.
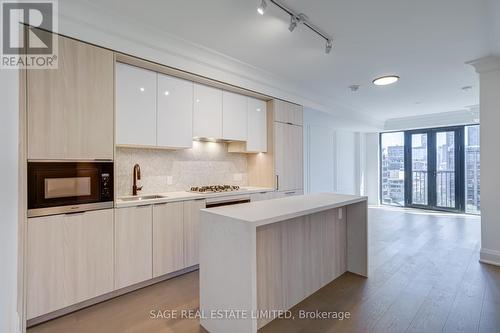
289 13 306 32
257 0 267 15
325 39 332 54
289 16 297 32
257 0 333 54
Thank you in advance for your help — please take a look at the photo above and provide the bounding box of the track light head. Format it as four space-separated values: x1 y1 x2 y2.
289 13 306 32
257 0 267 15
325 39 333 54
289 15 298 31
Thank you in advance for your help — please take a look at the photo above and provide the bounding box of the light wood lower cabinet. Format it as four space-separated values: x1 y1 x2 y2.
272 189 304 199
250 191 276 201
183 199 206 267
115 205 153 289
27 209 114 319
153 202 185 277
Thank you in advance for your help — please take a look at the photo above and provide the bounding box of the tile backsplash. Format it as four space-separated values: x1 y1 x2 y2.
115 141 248 196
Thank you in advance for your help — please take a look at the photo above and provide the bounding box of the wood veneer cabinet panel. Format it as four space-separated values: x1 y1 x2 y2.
153 202 184 277
183 199 206 267
27 31 114 160
274 122 303 191
273 100 303 126
256 208 346 329
27 209 114 319
115 205 153 289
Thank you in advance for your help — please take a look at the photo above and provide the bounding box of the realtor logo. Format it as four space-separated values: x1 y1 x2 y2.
1 0 58 68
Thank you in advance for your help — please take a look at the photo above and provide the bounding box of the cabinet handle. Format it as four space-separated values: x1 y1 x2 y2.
285 191 295 195
276 175 279 191
136 204 150 208
259 192 267 194
65 211 85 216
194 198 205 201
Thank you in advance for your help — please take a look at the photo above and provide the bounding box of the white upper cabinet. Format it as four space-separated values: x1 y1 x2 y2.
193 83 223 139
116 63 157 146
222 91 248 141
246 97 267 152
157 74 193 148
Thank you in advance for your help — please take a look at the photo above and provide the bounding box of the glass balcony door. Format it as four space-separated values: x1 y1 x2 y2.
410 132 428 206
435 130 457 209
405 127 464 212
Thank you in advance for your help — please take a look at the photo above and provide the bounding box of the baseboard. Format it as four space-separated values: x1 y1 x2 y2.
27 265 199 327
480 248 500 267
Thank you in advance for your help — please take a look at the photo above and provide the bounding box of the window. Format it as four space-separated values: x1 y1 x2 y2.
465 125 480 214
380 125 480 214
380 132 405 206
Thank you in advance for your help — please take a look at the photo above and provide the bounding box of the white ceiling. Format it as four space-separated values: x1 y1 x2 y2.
81 0 498 122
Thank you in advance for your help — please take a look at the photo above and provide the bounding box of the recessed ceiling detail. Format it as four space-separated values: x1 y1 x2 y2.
257 0 333 54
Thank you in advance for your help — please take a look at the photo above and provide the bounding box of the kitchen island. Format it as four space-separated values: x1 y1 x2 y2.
199 193 368 333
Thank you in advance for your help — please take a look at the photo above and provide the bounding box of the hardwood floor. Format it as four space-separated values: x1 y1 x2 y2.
28 206 500 333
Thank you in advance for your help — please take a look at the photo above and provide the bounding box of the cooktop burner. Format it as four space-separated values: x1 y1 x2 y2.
189 185 241 193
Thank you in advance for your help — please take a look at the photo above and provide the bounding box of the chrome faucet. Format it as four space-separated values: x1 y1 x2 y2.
132 164 143 196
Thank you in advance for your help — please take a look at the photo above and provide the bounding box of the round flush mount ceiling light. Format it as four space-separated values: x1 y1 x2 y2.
373 75 400 86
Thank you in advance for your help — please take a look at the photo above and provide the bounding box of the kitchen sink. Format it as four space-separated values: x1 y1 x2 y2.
120 195 167 201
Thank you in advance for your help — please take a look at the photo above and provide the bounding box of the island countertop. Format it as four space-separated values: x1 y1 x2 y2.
201 192 367 227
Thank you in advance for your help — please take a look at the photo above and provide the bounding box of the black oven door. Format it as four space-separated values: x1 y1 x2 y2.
28 162 113 217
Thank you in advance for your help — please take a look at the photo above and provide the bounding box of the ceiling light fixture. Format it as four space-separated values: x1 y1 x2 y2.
289 14 306 32
257 0 267 15
373 75 400 86
325 39 333 54
257 0 333 54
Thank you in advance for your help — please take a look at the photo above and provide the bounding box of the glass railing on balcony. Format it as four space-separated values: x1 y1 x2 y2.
412 170 427 205
436 170 455 208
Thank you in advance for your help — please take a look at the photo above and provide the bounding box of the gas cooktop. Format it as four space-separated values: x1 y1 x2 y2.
189 185 241 193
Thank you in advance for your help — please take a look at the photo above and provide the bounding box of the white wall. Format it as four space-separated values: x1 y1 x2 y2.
365 133 380 205
470 56 500 266
335 131 358 195
304 108 379 201
0 70 20 332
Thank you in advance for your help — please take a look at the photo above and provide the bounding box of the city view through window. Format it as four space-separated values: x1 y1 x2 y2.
465 125 480 214
380 125 480 214
381 132 405 206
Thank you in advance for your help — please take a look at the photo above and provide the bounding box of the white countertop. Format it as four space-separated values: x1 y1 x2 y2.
201 193 367 226
115 187 275 208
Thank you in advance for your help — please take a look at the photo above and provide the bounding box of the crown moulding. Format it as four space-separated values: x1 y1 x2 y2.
467 55 500 74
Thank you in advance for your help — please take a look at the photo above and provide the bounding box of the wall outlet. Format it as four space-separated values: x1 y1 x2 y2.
166 176 173 185
233 173 243 181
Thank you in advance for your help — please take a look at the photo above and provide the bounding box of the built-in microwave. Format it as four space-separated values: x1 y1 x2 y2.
28 161 113 217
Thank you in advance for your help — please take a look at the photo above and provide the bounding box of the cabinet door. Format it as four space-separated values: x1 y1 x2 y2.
115 205 153 289
275 122 304 191
27 33 114 160
183 199 206 267
27 209 114 319
222 91 248 141
273 100 303 126
250 191 275 201
273 190 304 199
157 74 193 148
193 84 223 139
116 63 157 146
247 98 267 152
153 202 184 277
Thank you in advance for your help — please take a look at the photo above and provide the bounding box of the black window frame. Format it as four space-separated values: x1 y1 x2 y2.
379 124 478 214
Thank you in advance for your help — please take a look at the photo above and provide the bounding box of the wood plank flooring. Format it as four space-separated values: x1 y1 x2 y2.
28 206 500 333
